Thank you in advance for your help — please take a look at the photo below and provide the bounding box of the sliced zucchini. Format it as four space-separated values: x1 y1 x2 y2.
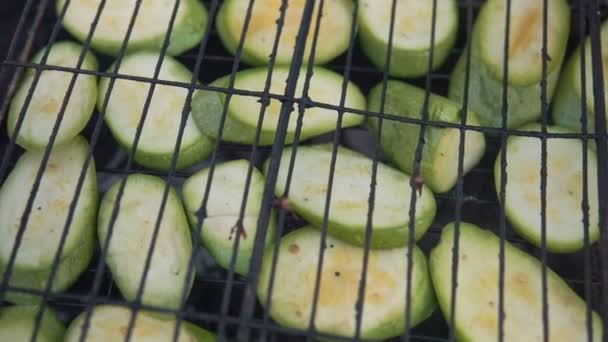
0 136 97 304
64 305 216 342
359 0 458 78
0 305 65 342
430 222 603 341
367 80 485 193
553 19 608 133
7 41 98 150
268 145 436 248
216 0 354 65
258 227 435 340
449 0 570 129
494 124 599 252
99 52 213 170
192 66 366 145
57 0 208 56
182 159 276 276
98 174 193 309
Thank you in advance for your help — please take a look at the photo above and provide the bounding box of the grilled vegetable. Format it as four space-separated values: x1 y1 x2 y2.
430 222 603 341
182 160 276 276
359 0 458 78
98 174 193 309
192 66 366 146
258 227 435 340
494 124 599 252
0 136 97 304
57 0 208 56
367 80 485 193
8 41 98 150
449 0 570 129
268 145 436 248
99 52 213 170
216 0 354 65
64 305 216 341
0 305 65 342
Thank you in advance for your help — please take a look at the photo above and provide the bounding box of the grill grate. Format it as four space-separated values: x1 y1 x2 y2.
0 0 607 341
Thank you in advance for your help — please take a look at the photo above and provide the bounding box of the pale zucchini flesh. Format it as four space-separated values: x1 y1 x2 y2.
57 0 208 56
430 222 603 341
257 227 436 340
98 174 193 309
268 145 436 248
7 41 98 150
99 52 213 170
182 159 276 276
216 0 354 65
192 66 366 146
494 124 599 252
0 136 97 303
0 305 65 342
367 80 485 193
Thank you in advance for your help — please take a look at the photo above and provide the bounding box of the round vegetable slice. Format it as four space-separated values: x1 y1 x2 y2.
494 124 599 252
192 66 366 146
359 0 458 78
367 80 485 193
99 52 213 170
57 0 208 56
216 0 354 65
0 305 65 342
268 145 436 248
449 0 570 129
182 159 276 276
98 174 193 309
430 222 603 341
64 305 216 342
7 41 98 150
0 136 97 304
257 227 436 340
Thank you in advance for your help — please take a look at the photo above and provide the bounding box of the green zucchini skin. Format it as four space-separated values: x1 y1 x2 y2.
0 305 65 342
430 222 603 341
367 80 486 193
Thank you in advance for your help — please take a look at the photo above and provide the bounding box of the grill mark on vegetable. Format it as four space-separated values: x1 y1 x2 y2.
509 7 540 57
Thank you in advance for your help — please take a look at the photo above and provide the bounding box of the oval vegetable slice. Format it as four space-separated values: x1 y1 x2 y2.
216 0 354 65
0 305 65 342
182 160 276 276
8 41 98 150
359 0 458 78
0 136 97 304
494 124 599 252
64 305 216 342
99 52 213 170
57 0 208 56
449 0 570 129
367 80 485 193
258 227 435 340
268 145 436 248
430 222 603 341
98 174 193 309
192 66 366 146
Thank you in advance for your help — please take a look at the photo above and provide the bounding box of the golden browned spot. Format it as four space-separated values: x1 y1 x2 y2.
41 98 60 114
119 325 128 336
509 7 541 57
336 199 365 210
288 243 300 254
474 312 497 331
515 273 528 284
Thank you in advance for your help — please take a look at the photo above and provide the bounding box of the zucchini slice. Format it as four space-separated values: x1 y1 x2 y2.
359 0 458 78
182 160 276 276
98 174 193 309
7 41 98 150
430 222 603 341
494 124 599 252
268 145 436 248
192 66 366 145
99 52 213 170
0 305 65 342
367 80 485 193
57 0 208 56
553 19 608 133
64 305 216 342
257 227 436 340
449 0 570 129
216 0 354 65
0 136 97 304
